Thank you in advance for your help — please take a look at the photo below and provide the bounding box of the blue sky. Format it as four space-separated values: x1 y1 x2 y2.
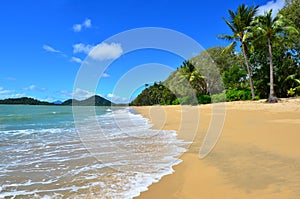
0 0 286 103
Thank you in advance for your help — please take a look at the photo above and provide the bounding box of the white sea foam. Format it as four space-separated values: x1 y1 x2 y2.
0 107 187 199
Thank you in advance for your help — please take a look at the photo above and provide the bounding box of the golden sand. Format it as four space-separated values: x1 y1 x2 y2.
134 98 300 199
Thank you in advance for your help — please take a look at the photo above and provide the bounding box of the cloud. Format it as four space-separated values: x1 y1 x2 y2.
0 86 13 95
107 93 114 98
24 85 47 92
73 18 92 32
73 42 123 61
106 93 129 104
257 0 285 17
102 73 110 78
43 44 67 57
70 56 83 64
73 24 82 32
89 42 123 61
2 77 16 81
73 43 94 54
0 86 24 99
59 88 94 100
83 19 91 28
73 88 94 100
59 90 72 97
43 45 60 53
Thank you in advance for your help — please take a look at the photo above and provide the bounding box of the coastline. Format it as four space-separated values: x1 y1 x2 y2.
133 98 300 199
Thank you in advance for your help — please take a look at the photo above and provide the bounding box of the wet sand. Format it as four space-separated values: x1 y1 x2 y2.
134 98 300 199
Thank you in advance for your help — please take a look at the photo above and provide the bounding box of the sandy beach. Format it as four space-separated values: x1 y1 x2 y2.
134 98 300 199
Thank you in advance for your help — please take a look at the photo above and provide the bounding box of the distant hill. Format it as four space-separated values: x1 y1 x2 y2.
62 95 113 106
0 95 113 106
53 100 63 105
0 97 54 105
61 99 80 105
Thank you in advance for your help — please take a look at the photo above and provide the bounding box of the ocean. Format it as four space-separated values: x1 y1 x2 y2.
0 105 187 198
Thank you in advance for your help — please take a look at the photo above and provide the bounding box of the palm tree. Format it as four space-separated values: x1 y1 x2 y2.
181 60 207 95
220 4 258 100
253 9 298 102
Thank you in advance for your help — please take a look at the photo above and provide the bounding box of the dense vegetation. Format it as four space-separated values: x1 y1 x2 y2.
0 97 54 105
131 0 299 106
0 95 113 106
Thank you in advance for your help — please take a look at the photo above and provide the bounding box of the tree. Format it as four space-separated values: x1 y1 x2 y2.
181 60 207 95
253 10 298 102
219 4 258 99
279 0 300 52
191 46 246 90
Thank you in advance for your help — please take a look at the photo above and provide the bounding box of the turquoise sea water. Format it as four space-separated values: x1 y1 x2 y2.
0 105 186 198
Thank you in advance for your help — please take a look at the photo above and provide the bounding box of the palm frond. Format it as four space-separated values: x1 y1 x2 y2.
218 34 236 41
221 42 237 54
222 17 237 33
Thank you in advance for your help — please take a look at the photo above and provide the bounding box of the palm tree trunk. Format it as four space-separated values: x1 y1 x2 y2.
241 42 255 100
267 37 278 103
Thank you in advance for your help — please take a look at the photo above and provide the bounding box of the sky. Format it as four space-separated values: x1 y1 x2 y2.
0 0 286 103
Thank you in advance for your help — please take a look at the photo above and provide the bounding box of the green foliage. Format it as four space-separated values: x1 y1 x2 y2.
226 88 253 101
198 95 212 104
211 93 226 103
0 97 54 105
251 9 299 101
279 0 300 53
130 82 177 106
220 4 259 99
222 65 248 89
131 2 299 106
164 60 207 97
172 98 180 105
178 96 198 105
287 88 296 96
285 74 300 96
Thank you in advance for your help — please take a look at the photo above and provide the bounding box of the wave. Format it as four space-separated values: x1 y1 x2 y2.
0 107 187 198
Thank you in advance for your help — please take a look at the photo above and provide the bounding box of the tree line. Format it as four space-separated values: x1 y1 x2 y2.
130 0 299 106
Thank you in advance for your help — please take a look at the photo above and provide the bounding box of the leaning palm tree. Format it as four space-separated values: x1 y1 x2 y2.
253 9 298 103
220 4 258 100
181 60 207 95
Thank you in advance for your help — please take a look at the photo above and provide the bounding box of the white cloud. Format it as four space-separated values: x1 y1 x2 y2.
106 93 129 104
70 56 83 64
73 42 123 61
257 0 285 17
73 88 94 100
73 18 92 32
73 43 94 54
89 42 123 61
24 85 47 92
83 19 91 28
43 45 60 53
60 88 94 100
59 90 72 97
73 24 82 32
102 73 110 78
0 86 13 95
107 93 114 98
24 85 36 91
0 86 24 99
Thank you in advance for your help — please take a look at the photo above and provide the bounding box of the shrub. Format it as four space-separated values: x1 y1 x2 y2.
211 93 226 103
178 96 198 105
172 98 180 105
198 95 211 104
226 88 252 101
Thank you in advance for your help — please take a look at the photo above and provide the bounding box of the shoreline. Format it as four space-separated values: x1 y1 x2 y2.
133 98 300 199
